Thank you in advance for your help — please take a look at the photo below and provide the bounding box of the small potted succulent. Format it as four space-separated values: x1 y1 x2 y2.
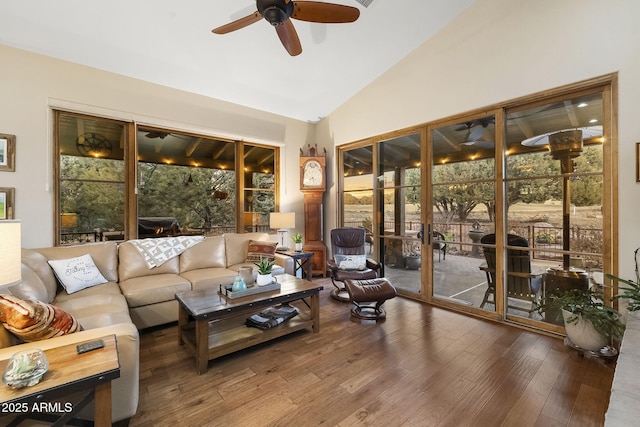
254 257 275 286
291 233 303 252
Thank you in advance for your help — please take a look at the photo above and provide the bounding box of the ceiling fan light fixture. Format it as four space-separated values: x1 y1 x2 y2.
258 1 294 26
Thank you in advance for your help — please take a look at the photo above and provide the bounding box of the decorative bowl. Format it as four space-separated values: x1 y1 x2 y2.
2 349 49 389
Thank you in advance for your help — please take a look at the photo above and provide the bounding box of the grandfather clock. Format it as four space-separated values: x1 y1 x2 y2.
300 145 327 277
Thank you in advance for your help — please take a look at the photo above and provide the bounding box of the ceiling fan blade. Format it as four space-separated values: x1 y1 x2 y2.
275 20 302 56
291 1 360 23
212 11 262 34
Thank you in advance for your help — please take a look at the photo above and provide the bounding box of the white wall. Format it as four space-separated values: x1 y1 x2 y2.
0 45 313 248
317 0 640 279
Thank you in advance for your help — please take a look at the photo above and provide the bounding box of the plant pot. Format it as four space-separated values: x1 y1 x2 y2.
404 256 421 270
238 266 255 286
561 309 608 351
295 243 303 252
256 273 273 287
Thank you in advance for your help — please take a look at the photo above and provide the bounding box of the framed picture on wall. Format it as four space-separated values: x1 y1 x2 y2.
0 187 15 219
0 133 16 172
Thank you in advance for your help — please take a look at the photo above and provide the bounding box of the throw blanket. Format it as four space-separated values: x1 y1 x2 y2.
246 305 298 330
129 236 205 269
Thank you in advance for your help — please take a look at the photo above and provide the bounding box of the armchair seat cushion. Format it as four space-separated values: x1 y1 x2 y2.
333 268 377 281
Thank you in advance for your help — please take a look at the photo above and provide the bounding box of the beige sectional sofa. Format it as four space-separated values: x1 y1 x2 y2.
0 232 292 424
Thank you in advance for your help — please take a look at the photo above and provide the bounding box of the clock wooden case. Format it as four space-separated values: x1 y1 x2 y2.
300 145 327 277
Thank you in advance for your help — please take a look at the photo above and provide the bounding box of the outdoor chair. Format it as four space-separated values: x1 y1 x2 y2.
327 227 382 302
433 230 447 262
479 233 543 317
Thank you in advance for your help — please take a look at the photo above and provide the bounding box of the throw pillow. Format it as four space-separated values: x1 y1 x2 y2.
47 254 108 294
246 240 278 263
0 295 81 342
335 254 367 270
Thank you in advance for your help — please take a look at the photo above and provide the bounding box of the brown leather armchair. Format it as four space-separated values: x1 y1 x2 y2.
327 227 382 301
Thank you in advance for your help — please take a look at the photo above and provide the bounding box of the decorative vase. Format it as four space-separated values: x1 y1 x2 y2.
561 309 608 351
256 273 273 286
231 275 247 292
238 266 255 286
295 243 303 252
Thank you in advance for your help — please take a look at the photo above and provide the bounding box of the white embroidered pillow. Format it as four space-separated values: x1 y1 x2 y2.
335 254 367 271
48 254 108 294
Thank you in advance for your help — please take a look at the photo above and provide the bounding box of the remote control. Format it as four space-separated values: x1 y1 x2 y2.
77 339 105 354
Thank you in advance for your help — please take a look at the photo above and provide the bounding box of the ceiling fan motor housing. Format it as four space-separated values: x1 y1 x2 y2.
257 0 294 26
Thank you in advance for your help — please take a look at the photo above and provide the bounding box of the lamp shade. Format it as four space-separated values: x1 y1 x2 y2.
269 212 295 230
0 220 21 288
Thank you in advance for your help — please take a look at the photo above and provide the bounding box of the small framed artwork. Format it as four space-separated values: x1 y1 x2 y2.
0 133 16 172
0 187 15 219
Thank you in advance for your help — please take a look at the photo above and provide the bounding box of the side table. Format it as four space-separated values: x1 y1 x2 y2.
277 250 314 281
0 334 120 427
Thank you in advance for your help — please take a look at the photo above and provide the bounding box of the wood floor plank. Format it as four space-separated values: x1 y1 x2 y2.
128 279 615 427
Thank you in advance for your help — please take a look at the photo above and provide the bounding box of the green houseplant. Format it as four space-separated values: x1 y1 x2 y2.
291 232 303 252
605 247 640 313
254 257 275 286
534 288 625 351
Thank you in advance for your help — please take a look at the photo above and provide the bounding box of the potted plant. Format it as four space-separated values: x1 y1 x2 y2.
605 247 640 316
291 233 303 252
254 257 275 286
534 288 625 351
403 240 421 270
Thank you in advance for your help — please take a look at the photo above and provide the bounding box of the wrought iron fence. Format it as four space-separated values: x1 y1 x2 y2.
344 220 603 263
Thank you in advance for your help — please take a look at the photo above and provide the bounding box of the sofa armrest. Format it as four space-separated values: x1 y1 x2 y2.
0 323 139 422
274 253 295 276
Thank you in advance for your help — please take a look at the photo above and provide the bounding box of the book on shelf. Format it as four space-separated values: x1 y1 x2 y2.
246 304 299 330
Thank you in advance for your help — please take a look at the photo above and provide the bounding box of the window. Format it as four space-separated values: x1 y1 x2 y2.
54 112 279 244
137 127 237 237
56 112 126 245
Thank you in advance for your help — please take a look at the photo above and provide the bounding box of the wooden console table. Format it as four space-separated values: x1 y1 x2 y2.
0 334 120 427
176 274 323 374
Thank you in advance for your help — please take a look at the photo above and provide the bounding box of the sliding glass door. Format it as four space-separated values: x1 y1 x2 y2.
429 115 498 310
377 132 424 295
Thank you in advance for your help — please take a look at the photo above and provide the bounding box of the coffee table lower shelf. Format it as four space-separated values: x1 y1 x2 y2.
179 315 313 361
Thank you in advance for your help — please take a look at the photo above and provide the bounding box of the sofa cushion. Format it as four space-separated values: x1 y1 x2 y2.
246 240 278 263
118 241 180 282
36 242 119 283
119 274 191 308
224 232 273 267
21 249 57 303
53 282 123 303
181 268 239 291
180 235 226 273
55 294 132 330
0 295 81 342
47 254 108 294
9 264 50 303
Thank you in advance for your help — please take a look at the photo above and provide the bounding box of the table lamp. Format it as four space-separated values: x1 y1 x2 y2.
269 212 295 251
0 220 21 293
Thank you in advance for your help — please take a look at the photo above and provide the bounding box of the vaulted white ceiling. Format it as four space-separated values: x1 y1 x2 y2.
0 0 475 122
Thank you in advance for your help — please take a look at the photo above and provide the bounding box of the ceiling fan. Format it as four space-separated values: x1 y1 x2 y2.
212 0 361 56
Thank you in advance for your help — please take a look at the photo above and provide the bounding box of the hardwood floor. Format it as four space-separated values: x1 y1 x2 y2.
130 278 615 427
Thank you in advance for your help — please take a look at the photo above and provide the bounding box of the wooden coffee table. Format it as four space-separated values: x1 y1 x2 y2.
176 274 323 374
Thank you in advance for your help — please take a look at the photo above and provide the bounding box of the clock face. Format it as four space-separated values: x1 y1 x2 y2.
303 160 323 188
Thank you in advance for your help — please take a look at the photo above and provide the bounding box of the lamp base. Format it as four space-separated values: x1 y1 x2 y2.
276 229 289 252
